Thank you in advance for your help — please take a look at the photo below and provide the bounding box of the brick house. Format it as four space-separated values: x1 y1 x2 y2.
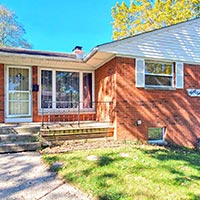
0 18 200 147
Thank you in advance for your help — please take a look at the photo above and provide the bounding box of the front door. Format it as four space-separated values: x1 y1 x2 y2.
6 66 32 122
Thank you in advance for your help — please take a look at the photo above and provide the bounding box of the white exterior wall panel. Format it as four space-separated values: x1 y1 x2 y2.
99 19 200 64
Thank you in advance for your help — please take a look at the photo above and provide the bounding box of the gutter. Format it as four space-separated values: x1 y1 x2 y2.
83 47 99 62
0 51 83 63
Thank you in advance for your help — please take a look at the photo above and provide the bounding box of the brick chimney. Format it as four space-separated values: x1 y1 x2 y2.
72 46 84 59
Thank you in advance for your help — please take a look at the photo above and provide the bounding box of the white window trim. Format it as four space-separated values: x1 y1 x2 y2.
148 127 167 144
145 61 174 89
38 67 94 113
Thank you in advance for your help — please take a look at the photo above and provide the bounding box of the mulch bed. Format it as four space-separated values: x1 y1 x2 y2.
40 140 126 154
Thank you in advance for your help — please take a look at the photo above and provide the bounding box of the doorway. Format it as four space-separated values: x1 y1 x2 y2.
5 66 32 122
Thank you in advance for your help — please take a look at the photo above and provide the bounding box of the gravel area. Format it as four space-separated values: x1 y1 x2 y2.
0 152 91 200
40 139 124 154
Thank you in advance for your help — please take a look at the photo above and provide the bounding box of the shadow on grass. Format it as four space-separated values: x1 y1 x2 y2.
134 145 200 189
97 155 114 167
43 155 61 165
138 145 200 170
98 192 125 200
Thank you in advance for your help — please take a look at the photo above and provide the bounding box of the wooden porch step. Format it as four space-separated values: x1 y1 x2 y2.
40 127 114 145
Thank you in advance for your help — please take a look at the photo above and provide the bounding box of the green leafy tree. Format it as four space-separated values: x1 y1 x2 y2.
112 0 200 40
0 5 31 48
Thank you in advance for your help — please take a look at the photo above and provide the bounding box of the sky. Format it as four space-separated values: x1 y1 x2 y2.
1 0 129 54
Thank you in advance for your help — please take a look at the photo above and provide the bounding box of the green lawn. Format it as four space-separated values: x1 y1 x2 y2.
43 144 200 200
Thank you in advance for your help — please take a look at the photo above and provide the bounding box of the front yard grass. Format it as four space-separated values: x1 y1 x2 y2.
43 144 200 200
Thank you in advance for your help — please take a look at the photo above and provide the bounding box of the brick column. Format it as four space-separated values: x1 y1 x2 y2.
32 66 41 122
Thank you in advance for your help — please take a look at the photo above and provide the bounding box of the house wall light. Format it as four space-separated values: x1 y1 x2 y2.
135 119 142 126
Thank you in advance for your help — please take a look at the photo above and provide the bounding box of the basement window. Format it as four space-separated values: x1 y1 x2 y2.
148 127 166 144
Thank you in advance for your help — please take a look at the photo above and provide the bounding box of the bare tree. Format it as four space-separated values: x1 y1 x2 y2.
0 5 31 48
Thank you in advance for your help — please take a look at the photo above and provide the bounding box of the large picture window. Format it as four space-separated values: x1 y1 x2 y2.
145 62 173 87
56 71 79 108
40 69 93 110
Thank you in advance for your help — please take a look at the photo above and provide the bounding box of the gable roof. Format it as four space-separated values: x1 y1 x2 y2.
0 18 199 69
87 17 200 66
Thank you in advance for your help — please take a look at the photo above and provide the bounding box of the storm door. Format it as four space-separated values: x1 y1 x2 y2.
6 67 32 119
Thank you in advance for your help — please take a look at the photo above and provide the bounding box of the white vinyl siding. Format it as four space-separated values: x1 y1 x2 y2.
99 19 200 64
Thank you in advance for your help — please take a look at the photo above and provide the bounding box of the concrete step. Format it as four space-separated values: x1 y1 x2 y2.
0 126 40 134
0 133 38 143
0 142 41 153
0 128 17 135
14 126 40 134
0 124 41 153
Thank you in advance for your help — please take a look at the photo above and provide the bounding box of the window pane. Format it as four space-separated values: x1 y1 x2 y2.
145 75 172 86
9 102 29 115
56 71 79 108
9 68 29 91
148 128 163 140
146 63 172 75
9 92 29 100
83 73 92 108
41 70 52 108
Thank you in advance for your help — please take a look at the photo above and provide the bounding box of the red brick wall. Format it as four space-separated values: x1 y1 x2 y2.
95 59 116 124
96 58 200 148
0 64 4 122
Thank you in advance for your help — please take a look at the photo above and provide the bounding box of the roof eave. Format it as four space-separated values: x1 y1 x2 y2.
0 51 81 62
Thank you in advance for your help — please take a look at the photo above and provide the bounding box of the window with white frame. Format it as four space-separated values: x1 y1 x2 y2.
145 61 173 88
135 58 184 89
40 69 93 110
148 127 166 144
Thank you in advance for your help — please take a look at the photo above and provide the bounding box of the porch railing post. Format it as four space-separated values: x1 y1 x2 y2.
41 100 44 127
78 101 80 127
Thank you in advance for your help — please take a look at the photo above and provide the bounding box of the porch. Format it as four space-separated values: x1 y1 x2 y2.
39 100 115 145
0 100 115 153
0 121 114 153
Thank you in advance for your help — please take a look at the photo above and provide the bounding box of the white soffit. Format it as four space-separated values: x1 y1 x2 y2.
0 53 93 70
0 49 115 70
85 51 115 69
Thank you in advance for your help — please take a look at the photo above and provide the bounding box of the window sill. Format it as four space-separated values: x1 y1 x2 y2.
145 86 176 91
148 140 168 145
38 109 95 115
